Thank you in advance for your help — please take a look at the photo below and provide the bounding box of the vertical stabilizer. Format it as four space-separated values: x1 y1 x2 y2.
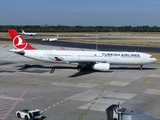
22 30 25 34
8 29 36 50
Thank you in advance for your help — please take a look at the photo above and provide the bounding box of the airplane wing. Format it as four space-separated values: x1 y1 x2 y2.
64 59 108 63
47 54 106 63
66 60 107 63
55 57 103 63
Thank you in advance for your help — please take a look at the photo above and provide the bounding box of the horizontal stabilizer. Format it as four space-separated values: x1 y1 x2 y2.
9 49 25 55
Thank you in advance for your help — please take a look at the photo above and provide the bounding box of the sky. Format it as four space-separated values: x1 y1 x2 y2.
0 0 160 26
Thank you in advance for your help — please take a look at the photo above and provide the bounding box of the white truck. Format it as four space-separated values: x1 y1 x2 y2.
16 109 43 120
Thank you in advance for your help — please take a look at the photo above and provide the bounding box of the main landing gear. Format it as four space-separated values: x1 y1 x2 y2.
78 65 83 72
77 65 92 72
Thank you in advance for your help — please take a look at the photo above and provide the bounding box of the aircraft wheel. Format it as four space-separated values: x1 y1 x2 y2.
17 113 21 118
25 116 29 120
78 65 82 71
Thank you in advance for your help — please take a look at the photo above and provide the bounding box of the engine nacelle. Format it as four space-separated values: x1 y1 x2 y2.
92 63 110 71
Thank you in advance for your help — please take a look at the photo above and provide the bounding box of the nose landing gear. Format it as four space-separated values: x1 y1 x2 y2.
140 65 143 71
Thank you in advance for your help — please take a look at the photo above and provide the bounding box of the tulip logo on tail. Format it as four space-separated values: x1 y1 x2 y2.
13 35 28 50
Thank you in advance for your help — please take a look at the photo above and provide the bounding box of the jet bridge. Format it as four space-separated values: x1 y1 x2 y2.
105 104 160 120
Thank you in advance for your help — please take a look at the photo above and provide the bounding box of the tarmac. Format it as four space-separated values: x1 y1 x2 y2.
0 43 160 120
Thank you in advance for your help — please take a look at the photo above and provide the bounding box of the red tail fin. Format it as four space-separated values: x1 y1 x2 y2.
8 29 36 50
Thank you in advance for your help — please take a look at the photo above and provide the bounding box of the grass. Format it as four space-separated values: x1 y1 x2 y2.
61 39 160 48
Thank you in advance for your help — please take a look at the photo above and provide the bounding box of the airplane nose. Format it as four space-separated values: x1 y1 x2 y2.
153 57 157 62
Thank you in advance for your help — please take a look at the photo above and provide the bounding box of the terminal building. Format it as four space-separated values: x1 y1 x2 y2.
106 104 160 120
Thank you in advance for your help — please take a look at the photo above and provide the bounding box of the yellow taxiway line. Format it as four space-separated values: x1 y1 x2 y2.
78 71 119 120
139 69 160 110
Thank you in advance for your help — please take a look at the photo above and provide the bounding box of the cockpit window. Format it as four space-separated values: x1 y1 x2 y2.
150 56 154 58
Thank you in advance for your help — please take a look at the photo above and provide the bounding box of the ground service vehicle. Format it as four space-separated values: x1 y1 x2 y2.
16 109 42 120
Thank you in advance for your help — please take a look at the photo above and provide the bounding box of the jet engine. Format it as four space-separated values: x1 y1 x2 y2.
92 63 110 71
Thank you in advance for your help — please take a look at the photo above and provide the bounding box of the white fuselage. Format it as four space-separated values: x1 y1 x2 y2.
22 31 37 36
42 35 58 42
22 50 156 65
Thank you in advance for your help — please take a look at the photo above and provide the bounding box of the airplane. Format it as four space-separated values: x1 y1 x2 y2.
42 35 59 42
8 29 157 71
22 30 37 36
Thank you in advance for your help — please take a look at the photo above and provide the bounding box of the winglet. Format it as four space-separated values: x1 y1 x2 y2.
8 29 36 50
60 46 65 50
55 57 62 61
